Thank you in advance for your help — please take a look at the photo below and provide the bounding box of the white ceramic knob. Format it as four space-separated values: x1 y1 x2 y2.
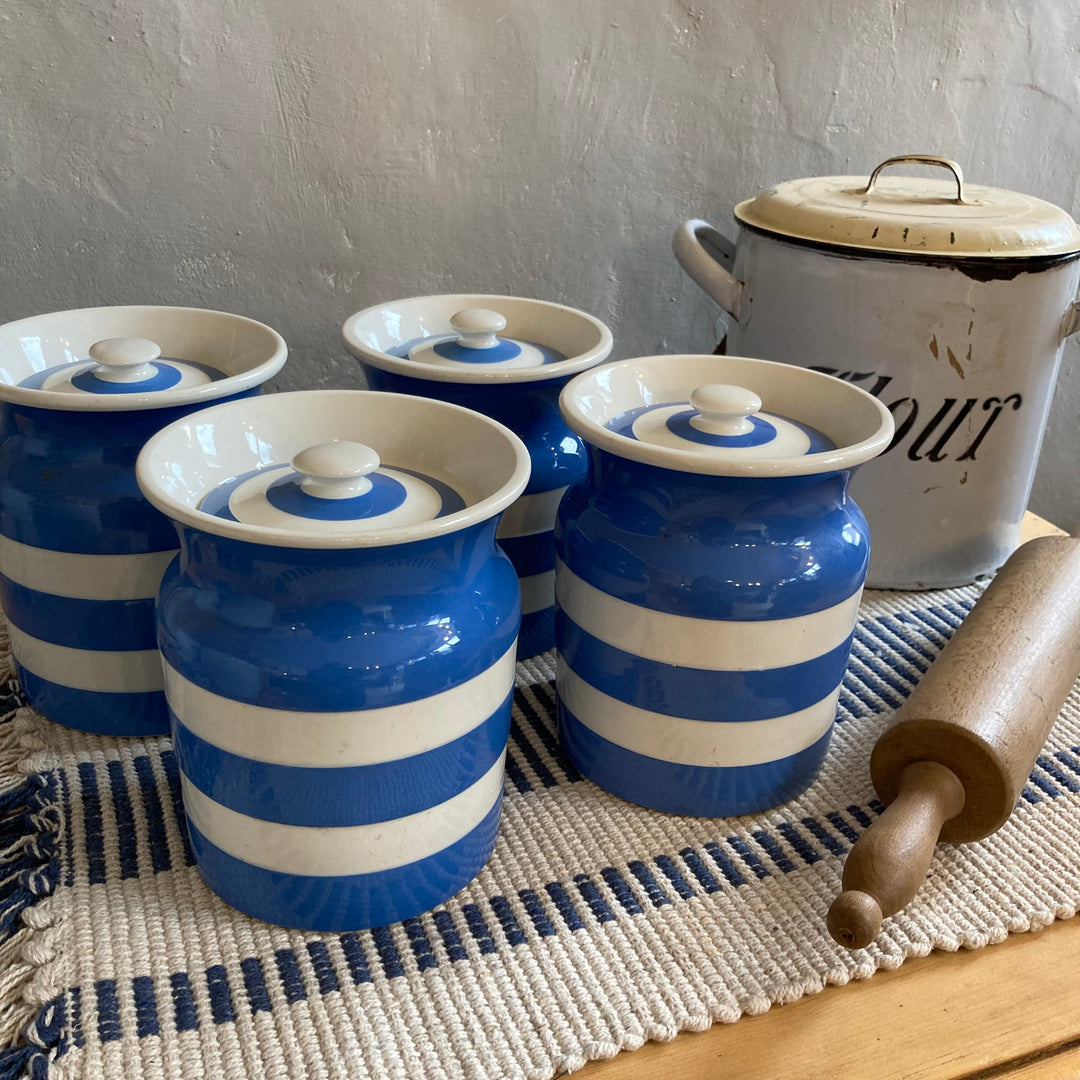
451 308 507 350
88 337 162 383
292 441 380 499
689 384 762 437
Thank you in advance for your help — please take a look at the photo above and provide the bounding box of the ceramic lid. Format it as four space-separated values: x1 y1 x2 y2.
136 389 531 548
198 438 470 538
559 355 894 478
18 337 227 397
735 155 1080 260
342 294 613 384
0 306 288 412
607 383 836 460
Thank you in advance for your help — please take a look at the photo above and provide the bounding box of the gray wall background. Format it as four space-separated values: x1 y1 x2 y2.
2 0 1078 526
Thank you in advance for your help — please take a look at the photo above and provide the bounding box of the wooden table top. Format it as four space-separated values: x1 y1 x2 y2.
574 511 1079 1080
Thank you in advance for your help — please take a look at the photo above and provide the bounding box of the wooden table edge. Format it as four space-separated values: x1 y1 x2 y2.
571 511 1076 1080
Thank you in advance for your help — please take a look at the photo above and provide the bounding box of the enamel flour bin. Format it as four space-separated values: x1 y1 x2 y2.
555 355 893 817
136 390 530 931
674 155 1080 588
0 306 287 736
343 294 613 658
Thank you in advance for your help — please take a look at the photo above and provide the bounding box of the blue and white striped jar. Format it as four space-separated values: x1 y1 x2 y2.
343 295 613 658
555 356 894 817
0 307 287 736
137 390 530 931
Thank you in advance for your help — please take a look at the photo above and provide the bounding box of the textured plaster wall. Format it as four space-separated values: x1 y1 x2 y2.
1 0 1079 525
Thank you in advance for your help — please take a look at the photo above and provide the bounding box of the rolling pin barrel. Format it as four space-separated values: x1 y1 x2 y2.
829 528 1080 949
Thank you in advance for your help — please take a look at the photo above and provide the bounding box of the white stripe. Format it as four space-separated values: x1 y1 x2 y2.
0 535 175 601
181 756 504 876
520 570 555 615
555 560 861 670
8 623 164 693
165 642 517 767
496 486 567 538
558 661 838 767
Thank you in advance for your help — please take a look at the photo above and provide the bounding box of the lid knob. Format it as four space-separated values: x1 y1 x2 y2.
689 384 762 437
451 308 507 350
88 337 162 383
291 441 381 500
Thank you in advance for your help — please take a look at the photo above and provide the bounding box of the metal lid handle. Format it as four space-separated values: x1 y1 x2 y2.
864 155 966 203
292 441 380 499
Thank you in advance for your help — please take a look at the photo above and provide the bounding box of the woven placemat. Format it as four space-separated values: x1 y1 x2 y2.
1 586 1080 1080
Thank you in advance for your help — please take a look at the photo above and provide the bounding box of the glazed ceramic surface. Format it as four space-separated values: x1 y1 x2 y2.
0 307 287 736
555 355 893 817
343 294 613 658
674 156 1080 588
136 390 530 931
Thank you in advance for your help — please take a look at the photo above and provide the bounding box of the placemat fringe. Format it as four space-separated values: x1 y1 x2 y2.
0 639 68 1080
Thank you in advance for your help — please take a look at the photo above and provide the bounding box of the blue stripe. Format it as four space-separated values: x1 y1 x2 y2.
490 896 528 946
371 926 406 977
172 690 510 827
826 810 859 843
186 794 502 932
274 950 307 1003
518 889 557 937
545 881 584 931
601 867 643 915
503 742 532 793
776 823 820 865
94 980 121 1043
432 910 468 961
653 855 694 900
78 762 106 886
462 904 497 954
753 830 796 872
558 700 832 817
157 523 520 713
13 664 168 737
508 716 558 789
556 450 868 619
557 612 851 722
132 976 160 1039
307 941 341 994
357 366 585 496
679 847 721 893
240 957 272 1014
339 934 374 984
70 360 183 395
432 337 525 363
801 815 846 856
134 756 172 875
205 965 236 1024
402 918 438 972
703 841 746 887
160 750 196 867
726 836 770 880
514 680 581 783
573 874 615 923
105 761 139 880
169 973 198 1033
498 531 556 577
0 578 159 652
517 607 554 658
628 861 671 908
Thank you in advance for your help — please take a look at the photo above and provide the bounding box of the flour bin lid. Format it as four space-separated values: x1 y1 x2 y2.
734 155 1080 260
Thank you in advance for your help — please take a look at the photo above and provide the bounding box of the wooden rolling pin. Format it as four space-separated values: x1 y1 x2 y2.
827 526 1080 949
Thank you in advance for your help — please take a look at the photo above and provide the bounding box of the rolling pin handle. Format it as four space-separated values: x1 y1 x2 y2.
827 760 966 949
827 890 884 950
